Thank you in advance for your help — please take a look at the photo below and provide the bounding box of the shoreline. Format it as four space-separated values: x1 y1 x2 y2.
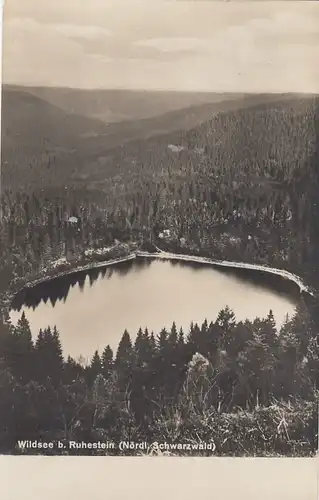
137 250 314 296
13 247 314 298
24 253 137 289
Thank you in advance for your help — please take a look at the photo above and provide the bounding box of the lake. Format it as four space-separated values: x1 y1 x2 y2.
10 257 299 361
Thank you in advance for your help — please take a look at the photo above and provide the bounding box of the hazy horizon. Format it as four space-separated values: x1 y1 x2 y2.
2 83 319 95
3 0 319 93
4 83 318 96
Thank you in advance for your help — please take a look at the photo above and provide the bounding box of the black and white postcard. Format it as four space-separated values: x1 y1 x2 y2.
1 0 319 457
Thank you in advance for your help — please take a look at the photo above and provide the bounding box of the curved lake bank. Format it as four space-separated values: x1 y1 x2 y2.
10 256 300 361
16 249 314 296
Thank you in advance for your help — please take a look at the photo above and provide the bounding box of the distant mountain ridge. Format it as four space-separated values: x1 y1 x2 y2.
1 86 317 193
3 85 245 123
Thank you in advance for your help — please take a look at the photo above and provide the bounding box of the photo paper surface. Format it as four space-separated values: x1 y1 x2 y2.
1 0 319 457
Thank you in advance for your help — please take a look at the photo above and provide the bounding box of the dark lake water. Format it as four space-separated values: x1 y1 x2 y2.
10 257 299 361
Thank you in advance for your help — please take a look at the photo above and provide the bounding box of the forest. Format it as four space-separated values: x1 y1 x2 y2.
0 94 319 455
1 96 319 297
0 302 318 456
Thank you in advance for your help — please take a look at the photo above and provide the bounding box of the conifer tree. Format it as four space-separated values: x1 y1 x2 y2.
290 300 314 357
116 330 133 367
64 355 84 383
101 345 113 379
175 327 187 376
134 328 145 367
216 306 236 350
13 311 34 381
115 330 134 390
187 322 202 356
166 322 184 397
177 327 184 347
169 322 178 345
149 331 156 352
34 326 63 385
156 328 169 352
0 308 13 364
88 350 102 387
52 326 64 367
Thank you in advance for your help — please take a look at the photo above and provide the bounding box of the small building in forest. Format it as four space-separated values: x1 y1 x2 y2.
68 216 79 225
158 229 171 239
167 144 185 153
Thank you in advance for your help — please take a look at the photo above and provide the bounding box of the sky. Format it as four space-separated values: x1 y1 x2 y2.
2 0 319 93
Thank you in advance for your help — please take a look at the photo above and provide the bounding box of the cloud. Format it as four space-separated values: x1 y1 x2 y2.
90 54 113 63
131 8 319 71
53 23 113 40
272 9 318 35
3 2 319 92
133 37 208 53
3 18 113 88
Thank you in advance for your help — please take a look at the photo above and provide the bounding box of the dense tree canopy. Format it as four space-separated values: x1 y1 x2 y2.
0 302 318 456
